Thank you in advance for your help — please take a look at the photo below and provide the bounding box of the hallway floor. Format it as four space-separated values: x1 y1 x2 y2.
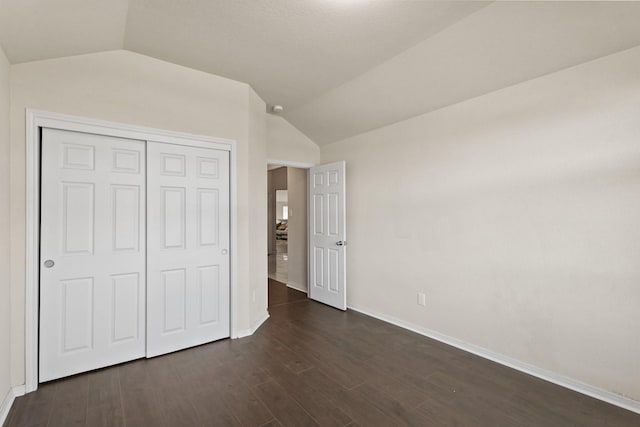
268 278 306 308
267 240 288 284
5 287 639 426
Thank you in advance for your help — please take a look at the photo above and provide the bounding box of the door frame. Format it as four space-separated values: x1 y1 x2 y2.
25 109 239 393
265 159 314 293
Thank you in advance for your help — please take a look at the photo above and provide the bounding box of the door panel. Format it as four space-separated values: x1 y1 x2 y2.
111 273 141 342
60 277 94 352
161 268 187 333
198 265 220 324
308 161 346 310
112 185 141 252
40 128 146 382
147 142 230 357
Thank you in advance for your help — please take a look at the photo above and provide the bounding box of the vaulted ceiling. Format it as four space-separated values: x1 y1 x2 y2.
2 1 640 145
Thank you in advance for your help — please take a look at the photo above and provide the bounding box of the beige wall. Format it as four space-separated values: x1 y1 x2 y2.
322 46 640 401
0 45 12 402
286 167 308 293
9 50 267 386
248 88 268 328
266 114 319 165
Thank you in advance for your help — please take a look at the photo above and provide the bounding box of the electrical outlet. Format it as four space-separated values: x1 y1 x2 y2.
417 292 426 307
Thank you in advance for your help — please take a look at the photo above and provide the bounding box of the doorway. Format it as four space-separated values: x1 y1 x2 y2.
264 160 347 311
268 166 288 283
267 163 309 306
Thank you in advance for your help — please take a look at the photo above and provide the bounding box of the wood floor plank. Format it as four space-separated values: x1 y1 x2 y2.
262 325 367 389
46 394 87 427
359 368 427 411
156 384 201 427
266 362 352 427
329 384 405 427
5 381 57 427
85 404 125 427
85 369 124 427
189 387 242 426
4 393 39 427
46 375 89 427
267 279 307 307
213 369 275 427
119 387 166 427
343 383 431 427
252 380 320 427
118 362 169 427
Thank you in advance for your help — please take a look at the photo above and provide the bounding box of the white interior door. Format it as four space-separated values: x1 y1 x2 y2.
40 128 146 382
146 141 230 357
308 161 346 310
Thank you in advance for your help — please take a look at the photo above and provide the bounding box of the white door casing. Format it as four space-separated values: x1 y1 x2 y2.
39 128 146 382
308 161 347 310
146 141 231 357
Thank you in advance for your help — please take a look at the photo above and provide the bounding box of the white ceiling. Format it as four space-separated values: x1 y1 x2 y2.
0 0 129 63
2 1 640 145
123 0 488 108
287 1 640 144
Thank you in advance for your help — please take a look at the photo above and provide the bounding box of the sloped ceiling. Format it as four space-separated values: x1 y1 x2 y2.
0 0 129 63
2 1 640 145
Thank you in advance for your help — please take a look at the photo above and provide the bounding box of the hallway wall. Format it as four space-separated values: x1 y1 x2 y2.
286 167 308 292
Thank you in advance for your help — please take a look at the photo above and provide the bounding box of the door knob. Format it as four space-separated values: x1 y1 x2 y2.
335 241 346 246
43 260 55 268
221 249 228 255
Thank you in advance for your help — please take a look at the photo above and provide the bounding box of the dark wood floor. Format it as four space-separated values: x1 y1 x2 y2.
267 278 307 308
5 280 639 426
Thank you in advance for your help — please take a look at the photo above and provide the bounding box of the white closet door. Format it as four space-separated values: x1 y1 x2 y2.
146 142 230 357
40 128 146 382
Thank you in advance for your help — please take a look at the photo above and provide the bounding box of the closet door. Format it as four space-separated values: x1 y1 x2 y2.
146 142 230 357
40 128 146 382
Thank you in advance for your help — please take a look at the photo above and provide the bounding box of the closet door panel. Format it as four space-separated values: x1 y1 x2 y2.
40 128 146 382
146 142 230 357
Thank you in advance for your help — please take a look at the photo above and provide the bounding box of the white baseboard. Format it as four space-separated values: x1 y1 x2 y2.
0 385 26 426
251 310 270 334
286 282 307 294
347 304 640 415
11 385 25 397
0 388 13 427
234 310 270 339
234 327 252 339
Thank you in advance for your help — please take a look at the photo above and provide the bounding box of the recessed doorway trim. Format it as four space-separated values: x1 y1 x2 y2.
266 159 315 169
25 109 238 393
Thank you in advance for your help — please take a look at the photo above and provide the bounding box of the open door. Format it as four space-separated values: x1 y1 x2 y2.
308 161 346 310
